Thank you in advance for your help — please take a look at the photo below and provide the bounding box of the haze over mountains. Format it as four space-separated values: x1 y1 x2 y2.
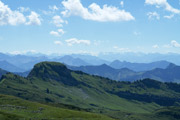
99 52 180 65
0 52 179 71
0 68 7 78
1 52 180 83
0 61 24 72
69 63 180 83
109 60 170 71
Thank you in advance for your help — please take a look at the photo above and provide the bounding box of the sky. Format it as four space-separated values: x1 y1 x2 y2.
0 0 180 55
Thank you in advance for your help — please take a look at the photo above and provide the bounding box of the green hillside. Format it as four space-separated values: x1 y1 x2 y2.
0 94 179 120
0 61 180 119
0 94 113 120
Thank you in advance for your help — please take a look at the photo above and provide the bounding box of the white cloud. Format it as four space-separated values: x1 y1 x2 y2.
49 5 59 11
145 0 180 14
163 40 180 48
9 50 37 55
52 15 65 27
50 29 65 37
43 5 59 15
54 41 63 45
152 44 159 48
164 14 174 19
0 1 26 25
18 7 30 12
171 40 180 48
27 50 37 53
0 1 41 26
147 12 160 20
65 38 91 46
61 0 135 22
57 29 65 34
113 46 131 52
50 31 60 37
120 1 124 7
26 11 41 25
9 51 22 55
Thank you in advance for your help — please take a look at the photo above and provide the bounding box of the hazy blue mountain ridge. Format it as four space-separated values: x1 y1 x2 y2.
110 60 170 71
69 63 180 83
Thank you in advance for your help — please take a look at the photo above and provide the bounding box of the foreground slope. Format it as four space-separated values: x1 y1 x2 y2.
0 62 180 119
0 94 113 120
0 94 179 120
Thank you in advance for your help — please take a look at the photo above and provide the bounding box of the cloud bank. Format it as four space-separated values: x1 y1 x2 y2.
61 0 135 22
65 38 91 46
0 1 41 26
145 0 180 14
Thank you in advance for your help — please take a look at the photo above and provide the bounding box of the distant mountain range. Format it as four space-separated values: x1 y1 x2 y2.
0 52 175 73
69 63 180 83
109 60 170 71
138 63 180 82
1 51 180 83
2 51 180 83
70 54 110 65
1 60 178 83
68 64 135 81
0 68 7 78
0 53 107 72
55 55 90 66
0 61 24 72
99 52 180 65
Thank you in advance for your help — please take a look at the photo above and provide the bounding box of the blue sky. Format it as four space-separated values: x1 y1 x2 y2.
0 0 180 55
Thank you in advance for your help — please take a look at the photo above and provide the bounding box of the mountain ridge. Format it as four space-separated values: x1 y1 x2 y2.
109 60 170 72
69 63 180 83
0 61 180 119
0 60 24 72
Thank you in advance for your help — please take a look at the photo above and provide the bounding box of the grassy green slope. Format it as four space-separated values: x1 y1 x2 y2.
0 72 160 114
0 92 179 120
0 94 114 120
121 107 180 120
